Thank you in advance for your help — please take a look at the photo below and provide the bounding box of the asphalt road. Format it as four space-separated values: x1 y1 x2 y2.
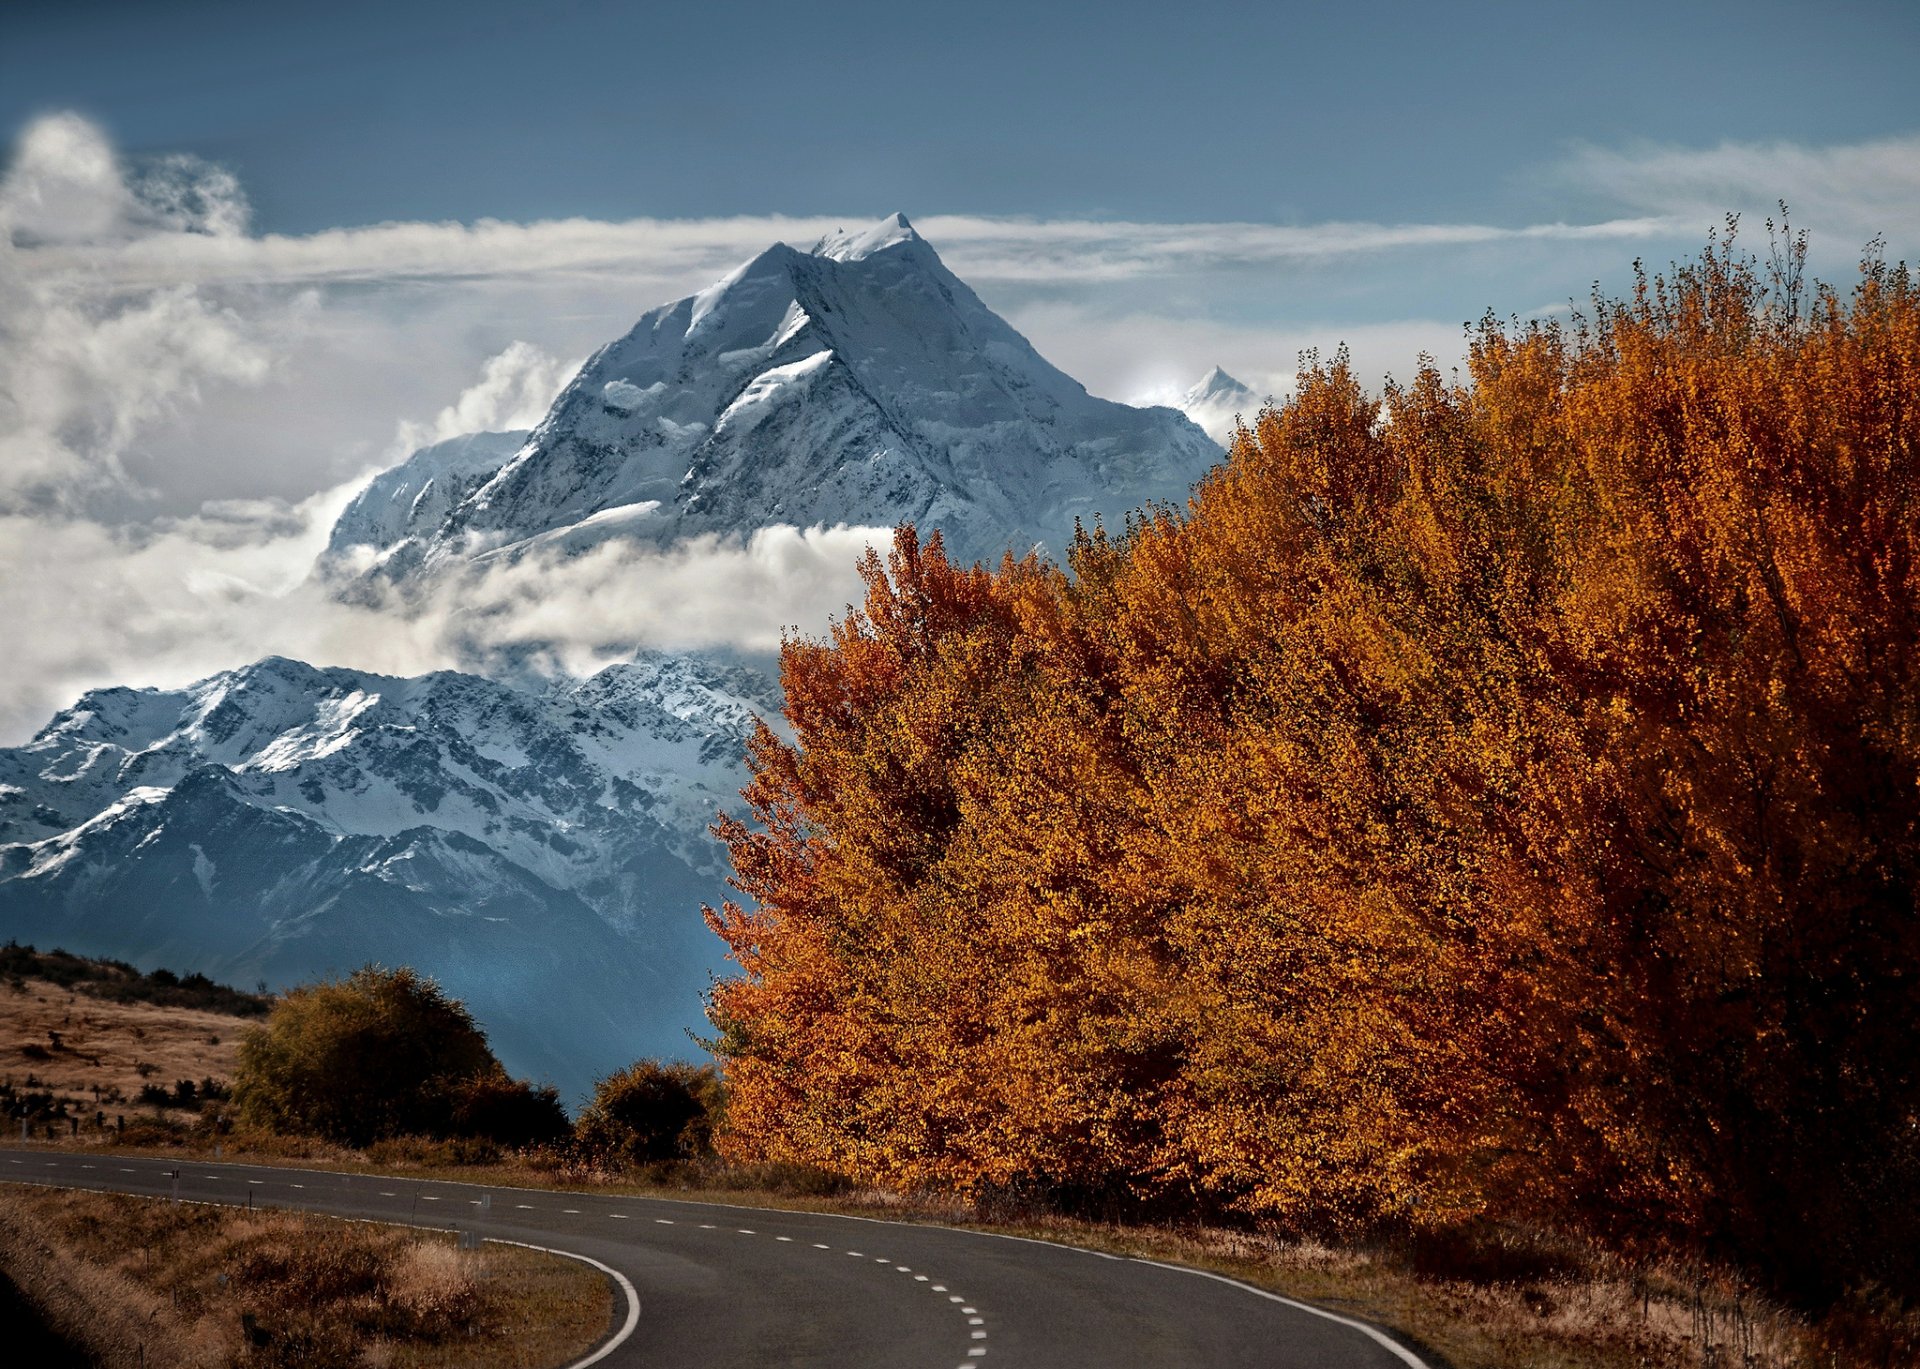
1 1146 1430 1368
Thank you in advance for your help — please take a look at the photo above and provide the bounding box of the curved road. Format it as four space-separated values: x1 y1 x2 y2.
1 1147 1429 1368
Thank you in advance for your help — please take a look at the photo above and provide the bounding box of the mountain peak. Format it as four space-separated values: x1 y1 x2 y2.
1176 366 1259 444
328 215 1220 578
810 211 921 262
1186 366 1252 406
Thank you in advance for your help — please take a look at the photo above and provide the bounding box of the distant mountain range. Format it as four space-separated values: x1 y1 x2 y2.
0 654 772 1099
2 215 1229 1104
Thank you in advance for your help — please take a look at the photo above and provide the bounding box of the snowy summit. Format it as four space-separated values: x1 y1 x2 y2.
328 213 1221 583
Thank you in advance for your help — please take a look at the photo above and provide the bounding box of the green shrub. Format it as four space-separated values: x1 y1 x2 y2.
443 1068 569 1149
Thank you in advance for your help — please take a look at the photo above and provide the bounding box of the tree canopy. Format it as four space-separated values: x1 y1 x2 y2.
706 230 1920 1304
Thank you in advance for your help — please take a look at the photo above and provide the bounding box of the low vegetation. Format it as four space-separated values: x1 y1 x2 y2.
0 1185 612 1368
3 951 248 1141
231 966 567 1150
2 942 270 1017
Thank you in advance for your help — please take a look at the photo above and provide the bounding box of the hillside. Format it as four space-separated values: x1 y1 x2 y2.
2 944 262 1136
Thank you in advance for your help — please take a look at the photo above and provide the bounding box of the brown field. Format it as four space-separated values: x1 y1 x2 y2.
0 1184 614 1369
2 975 244 1133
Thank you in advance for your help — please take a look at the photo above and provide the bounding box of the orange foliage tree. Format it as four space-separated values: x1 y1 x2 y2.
705 229 1920 1301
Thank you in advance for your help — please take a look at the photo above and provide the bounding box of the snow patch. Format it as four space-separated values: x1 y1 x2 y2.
714 350 835 438
190 843 216 896
602 379 662 411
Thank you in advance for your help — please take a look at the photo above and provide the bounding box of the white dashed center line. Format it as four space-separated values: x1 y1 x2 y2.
655 1219 674 1225
379 1191 397 1197
516 1204 535 1210
812 1243 831 1249
420 1195 440 1201
563 1208 581 1214
737 1228 755 1235
775 1235 792 1242
609 1213 629 1219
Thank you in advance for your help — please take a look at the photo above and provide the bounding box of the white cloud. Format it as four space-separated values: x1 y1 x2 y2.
14 206 1687 294
0 509 885 743
1009 301 1476 413
0 115 269 512
393 340 576 454
1553 133 1920 257
400 525 888 677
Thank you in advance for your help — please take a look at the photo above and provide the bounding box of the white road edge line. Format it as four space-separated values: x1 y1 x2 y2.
484 1236 641 1369
1126 1256 1430 1368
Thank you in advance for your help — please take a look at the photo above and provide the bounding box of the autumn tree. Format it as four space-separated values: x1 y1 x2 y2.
706 231 1920 1303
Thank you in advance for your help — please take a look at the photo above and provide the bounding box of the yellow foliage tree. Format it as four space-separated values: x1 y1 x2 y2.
706 230 1920 1301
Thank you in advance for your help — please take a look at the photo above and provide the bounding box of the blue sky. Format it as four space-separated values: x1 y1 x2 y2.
0 0 1916 734
6 0 1917 231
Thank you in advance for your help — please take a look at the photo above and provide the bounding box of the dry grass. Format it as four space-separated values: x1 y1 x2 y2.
0 1184 613 1369
2 975 243 1132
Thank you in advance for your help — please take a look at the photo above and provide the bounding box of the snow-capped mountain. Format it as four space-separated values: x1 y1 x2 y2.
1177 366 1260 444
0 654 774 1100
331 213 1220 580
325 429 529 582
3 216 1235 1103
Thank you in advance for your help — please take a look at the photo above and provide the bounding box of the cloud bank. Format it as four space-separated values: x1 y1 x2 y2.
5 112 1917 743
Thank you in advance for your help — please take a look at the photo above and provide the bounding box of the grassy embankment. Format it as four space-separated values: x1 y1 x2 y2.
0 944 263 1139
0 1185 612 1368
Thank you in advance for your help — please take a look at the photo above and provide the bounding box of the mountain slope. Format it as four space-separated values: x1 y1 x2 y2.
0 656 771 1100
334 214 1219 579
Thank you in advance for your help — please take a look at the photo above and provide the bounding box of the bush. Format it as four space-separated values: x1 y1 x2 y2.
443 1069 569 1149
233 965 539 1149
574 1060 720 1167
